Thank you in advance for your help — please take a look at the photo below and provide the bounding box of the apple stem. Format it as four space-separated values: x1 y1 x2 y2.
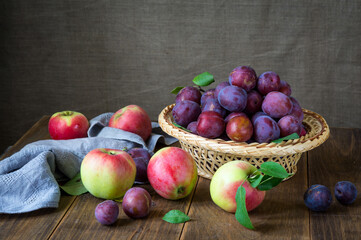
64 111 74 116
248 169 260 179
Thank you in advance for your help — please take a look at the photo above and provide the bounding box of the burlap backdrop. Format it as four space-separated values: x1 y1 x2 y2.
1 0 361 153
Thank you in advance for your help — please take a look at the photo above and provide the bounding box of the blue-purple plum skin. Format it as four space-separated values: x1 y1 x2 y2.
304 184 332 212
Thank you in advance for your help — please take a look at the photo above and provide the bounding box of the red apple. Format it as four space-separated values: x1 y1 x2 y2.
147 147 198 200
80 148 136 200
210 160 266 213
48 110 89 140
109 105 152 141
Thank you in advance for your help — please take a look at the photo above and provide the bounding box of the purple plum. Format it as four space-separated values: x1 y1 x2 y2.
218 86 247 112
197 111 225 139
128 148 151 160
225 112 247 124
214 81 230 98
262 91 293 119
95 200 119 225
226 115 253 142
278 115 302 137
229 66 257 92
334 181 357 205
251 111 267 125
172 100 201 127
279 80 292 96
304 184 332 212
244 90 263 115
289 97 304 124
187 121 198 134
257 71 281 95
122 187 152 219
200 88 216 107
176 86 201 104
202 98 227 117
253 115 280 143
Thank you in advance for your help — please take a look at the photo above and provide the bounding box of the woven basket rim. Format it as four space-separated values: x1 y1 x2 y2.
158 104 330 156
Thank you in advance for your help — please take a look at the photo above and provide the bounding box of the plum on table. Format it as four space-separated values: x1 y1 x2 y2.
334 181 357 205
304 184 332 212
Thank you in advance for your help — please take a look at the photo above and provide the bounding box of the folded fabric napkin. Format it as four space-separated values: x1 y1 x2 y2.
0 113 177 214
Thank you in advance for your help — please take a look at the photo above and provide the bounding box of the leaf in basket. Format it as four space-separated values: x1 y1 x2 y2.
162 210 190 223
171 86 184 94
257 175 283 191
271 133 299 143
235 185 254 230
172 122 191 132
59 172 88 196
259 161 290 179
192 72 215 87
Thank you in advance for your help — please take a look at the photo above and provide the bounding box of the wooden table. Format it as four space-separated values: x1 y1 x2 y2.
0 116 360 240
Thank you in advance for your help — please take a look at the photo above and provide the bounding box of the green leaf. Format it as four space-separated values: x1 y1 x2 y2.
257 175 283 191
162 210 190 224
192 72 215 87
248 173 263 188
259 162 290 179
171 86 184 94
272 133 299 143
172 122 191 132
235 186 254 230
59 173 88 196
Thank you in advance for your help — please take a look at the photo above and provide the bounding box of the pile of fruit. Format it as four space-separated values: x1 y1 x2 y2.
172 66 306 143
47 75 357 229
48 106 198 225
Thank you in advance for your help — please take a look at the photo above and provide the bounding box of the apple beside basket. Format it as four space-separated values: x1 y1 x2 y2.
158 104 330 180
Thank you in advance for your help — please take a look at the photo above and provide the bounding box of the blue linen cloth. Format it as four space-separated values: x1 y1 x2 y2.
0 113 177 214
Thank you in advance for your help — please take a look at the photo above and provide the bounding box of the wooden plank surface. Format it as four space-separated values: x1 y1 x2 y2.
1 117 361 239
308 128 361 240
0 116 77 240
49 182 197 240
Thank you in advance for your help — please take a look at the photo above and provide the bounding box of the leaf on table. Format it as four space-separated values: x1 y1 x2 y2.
192 72 215 87
257 175 283 191
162 210 190 224
272 133 299 143
259 161 290 179
59 172 88 196
171 86 184 94
235 185 254 230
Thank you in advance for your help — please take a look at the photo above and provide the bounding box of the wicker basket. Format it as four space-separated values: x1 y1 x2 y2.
158 104 330 180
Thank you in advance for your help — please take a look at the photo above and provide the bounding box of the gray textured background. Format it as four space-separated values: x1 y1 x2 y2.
1 0 361 153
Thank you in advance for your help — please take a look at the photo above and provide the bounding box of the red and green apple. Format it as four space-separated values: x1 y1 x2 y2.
80 148 136 200
210 160 266 213
147 147 198 200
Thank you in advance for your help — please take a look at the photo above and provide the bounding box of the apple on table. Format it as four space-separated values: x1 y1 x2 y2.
109 105 152 141
147 147 198 200
210 160 266 213
48 111 89 140
80 148 136 200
